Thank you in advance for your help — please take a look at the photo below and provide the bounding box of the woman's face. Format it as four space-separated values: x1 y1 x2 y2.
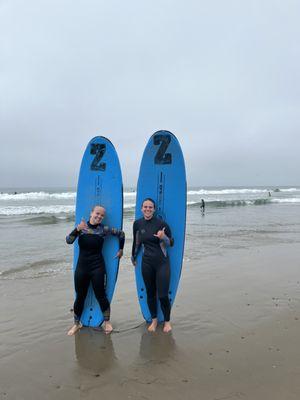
141 200 155 220
90 206 106 225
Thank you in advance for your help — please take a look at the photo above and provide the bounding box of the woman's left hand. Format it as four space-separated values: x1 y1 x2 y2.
154 227 166 240
114 249 123 259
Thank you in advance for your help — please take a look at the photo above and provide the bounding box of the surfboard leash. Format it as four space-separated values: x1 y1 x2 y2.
91 321 145 334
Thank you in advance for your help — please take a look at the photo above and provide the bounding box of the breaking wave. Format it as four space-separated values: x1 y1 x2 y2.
2 198 299 217
187 188 298 195
0 191 137 201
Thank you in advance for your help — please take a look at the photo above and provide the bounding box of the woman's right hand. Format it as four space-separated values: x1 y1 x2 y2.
77 219 88 232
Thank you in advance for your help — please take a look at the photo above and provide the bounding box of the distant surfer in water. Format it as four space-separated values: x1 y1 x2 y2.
200 199 205 214
132 198 174 333
66 205 125 335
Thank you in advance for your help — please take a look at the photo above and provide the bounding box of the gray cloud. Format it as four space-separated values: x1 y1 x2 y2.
1 0 300 187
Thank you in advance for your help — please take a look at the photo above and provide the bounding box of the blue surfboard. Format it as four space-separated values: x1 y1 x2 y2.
134 131 187 322
74 136 123 327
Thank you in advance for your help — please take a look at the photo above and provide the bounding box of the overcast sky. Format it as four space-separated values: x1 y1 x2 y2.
1 0 299 188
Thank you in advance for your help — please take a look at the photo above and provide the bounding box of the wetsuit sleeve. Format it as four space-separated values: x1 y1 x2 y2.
66 228 79 244
103 226 125 250
131 220 141 263
161 222 174 247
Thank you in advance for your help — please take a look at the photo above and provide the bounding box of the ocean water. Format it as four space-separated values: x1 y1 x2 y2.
1 186 300 280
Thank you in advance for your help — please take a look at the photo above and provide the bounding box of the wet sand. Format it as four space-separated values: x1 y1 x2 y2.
1 242 300 400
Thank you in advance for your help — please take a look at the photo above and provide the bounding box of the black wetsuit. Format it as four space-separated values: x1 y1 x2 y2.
66 222 125 322
132 216 174 321
200 199 205 212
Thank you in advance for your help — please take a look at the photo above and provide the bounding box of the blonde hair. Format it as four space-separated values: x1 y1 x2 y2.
91 205 105 212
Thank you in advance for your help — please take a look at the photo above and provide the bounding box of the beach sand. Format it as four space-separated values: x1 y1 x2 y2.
1 242 300 400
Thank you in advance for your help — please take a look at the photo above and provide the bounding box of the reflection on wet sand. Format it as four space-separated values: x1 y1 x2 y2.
139 326 177 362
75 328 117 373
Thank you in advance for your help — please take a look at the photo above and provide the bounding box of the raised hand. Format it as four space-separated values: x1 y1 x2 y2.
154 227 166 240
77 219 88 232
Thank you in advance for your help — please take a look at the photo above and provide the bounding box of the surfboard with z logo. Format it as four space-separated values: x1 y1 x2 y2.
134 131 187 322
74 136 123 327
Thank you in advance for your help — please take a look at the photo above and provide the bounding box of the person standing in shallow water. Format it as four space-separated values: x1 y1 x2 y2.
66 205 125 335
132 198 174 333
200 198 205 214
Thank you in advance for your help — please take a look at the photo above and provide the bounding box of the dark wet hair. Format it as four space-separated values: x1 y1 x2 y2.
142 198 156 209
91 205 105 212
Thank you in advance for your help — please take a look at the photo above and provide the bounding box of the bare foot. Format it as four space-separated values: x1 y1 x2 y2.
148 318 158 332
67 322 82 336
163 321 172 333
103 320 113 333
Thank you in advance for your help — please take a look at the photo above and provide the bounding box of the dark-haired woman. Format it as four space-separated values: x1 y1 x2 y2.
66 205 125 335
132 198 174 332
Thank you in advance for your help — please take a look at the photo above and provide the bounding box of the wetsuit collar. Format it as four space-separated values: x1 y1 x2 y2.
87 220 100 228
144 216 154 222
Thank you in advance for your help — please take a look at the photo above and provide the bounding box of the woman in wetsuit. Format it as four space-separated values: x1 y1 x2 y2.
132 198 174 333
66 205 125 335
